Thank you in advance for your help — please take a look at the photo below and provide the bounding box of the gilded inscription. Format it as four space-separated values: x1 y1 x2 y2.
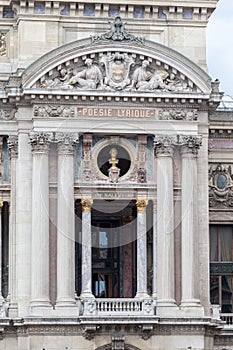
77 107 156 118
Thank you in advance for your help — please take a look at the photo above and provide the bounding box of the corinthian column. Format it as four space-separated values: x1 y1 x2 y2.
136 199 149 298
180 135 203 316
56 133 79 312
80 199 94 299
0 201 4 305
154 135 178 315
29 132 52 311
7 136 18 316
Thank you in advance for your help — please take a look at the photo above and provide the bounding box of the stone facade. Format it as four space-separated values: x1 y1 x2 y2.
0 1 232 350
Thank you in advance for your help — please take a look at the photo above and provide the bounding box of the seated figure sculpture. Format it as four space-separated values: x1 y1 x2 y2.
69 58 103 89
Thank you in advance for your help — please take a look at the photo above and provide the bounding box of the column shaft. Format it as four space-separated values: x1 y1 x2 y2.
0 203 4 304
154 136 178 314
152 200 157 299
56 139 76 307
80 199 94 299
30 133 51 308
8 136 18 316
16 130 32 316
136 200 149 298
180 136 203 315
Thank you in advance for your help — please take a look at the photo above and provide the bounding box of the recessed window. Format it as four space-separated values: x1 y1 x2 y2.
60 5 70 16
3 8 14 18
134 6 144 18
84 4 95 16
34 3 45 14
182 8 193 19
109 6 119 17
97 144 131 177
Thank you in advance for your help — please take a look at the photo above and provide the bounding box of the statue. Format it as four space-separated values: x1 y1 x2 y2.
108 148 120 183
131 60 169 91
69 58 103 89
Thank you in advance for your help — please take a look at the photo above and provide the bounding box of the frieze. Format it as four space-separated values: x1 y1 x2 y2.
209 164 233 208
0 32 6 56
0 109 16 120
34 105 75 118
158 108 198 121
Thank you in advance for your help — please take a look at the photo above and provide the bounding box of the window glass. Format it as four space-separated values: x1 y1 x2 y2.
84 4 95 16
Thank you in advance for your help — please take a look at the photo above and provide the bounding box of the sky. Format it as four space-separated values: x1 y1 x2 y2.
207 0 233 95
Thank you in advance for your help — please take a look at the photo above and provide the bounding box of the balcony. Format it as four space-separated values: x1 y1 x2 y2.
221 313 233 326
81 298 155 317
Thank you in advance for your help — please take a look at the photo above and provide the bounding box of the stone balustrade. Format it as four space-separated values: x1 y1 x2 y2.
82 298 155 317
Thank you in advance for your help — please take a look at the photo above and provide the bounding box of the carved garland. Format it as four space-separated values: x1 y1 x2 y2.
0 32 6 56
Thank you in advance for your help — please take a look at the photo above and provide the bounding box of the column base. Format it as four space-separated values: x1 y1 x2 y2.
80 291 95 300
8 301 18 318
30 300 53 317
135 292 150 299
180 299 204 317
156 299 179 317
55 298 78 316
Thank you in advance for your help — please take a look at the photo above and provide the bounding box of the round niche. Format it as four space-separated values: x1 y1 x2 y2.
97 144 131 177
92 137 136 181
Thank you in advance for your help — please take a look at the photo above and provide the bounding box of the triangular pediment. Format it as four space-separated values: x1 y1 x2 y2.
21 18 211 97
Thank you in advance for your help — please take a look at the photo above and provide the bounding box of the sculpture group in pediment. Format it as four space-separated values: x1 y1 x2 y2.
40 52 194 93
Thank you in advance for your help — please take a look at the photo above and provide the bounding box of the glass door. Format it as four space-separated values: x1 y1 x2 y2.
92 220 120 298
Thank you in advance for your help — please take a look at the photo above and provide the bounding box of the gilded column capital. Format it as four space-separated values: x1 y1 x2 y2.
136 200 148 213
29 131 52 153
56 132 79 155
0 201 3 209
179 135 202 156
154 135 176 157
81 199 93 212
7 136 18 158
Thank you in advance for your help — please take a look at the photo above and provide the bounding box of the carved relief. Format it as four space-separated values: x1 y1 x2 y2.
100 52 134 91
40 53 194 93
82 134 92 182
209 164 233 208
29 131 52 152
154 135 177 156
7 136 18 158
34 105 75 118
137 135 147 183
0 109 16 120
92 16 144 44
0 32 6 56
159 109 198 121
